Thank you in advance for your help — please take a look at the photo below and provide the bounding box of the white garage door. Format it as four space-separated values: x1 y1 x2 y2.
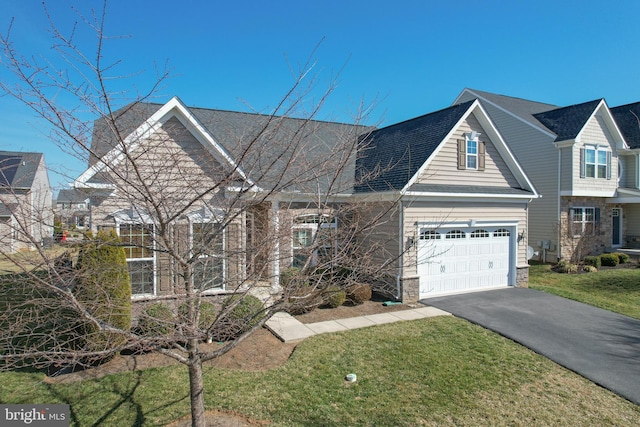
417 226 512 298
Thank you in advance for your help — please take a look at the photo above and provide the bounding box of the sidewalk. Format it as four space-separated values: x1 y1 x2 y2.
266 306 451 342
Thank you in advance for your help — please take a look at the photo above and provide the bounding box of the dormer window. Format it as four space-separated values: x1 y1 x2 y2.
581 145 611 179
457 131 485 171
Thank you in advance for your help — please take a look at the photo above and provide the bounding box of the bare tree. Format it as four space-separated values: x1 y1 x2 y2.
0 2 398 426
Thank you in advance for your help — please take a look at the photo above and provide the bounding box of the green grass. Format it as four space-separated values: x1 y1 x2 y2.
1 317 639 426
529 262 640 319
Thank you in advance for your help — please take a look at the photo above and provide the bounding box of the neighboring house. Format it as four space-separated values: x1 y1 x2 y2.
0 151 53 253
72 96 538 302
454 89 630 262
55 188 91 229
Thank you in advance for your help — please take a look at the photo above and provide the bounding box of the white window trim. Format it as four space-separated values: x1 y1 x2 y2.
117 223 157 298
466 137 479 170
584 145 609 179
189 219 226 293
570 207 596 237
291 214 338 267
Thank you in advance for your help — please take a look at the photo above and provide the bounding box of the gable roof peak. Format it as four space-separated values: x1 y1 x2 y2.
533 98 604 142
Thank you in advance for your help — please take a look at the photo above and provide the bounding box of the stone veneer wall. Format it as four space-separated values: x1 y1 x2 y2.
559 197 620 261
516 266 529 288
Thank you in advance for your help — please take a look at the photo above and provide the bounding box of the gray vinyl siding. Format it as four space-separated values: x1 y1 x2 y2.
416 113 519 188
620 153 637 189
475 101 560 257
572 115 618 195
357 201 401 274
625 204 640 236
402 201 528 278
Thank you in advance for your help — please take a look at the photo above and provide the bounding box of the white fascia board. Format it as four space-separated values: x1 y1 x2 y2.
461 89 557 139
402 191 535 202
560 189 616 197
401 100 479 194
575 100 628 150
73 182 115 190
416 219 519 228
400 100 539 198
74 96 253 187
575 100 629 150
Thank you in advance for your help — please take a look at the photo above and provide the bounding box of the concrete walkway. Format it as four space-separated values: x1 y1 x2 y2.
266 306 451 342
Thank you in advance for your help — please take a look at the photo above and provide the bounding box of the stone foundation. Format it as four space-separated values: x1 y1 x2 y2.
401 276 420 303
516 266 529 288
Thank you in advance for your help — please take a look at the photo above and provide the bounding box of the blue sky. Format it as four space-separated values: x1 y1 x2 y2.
1 0 640 192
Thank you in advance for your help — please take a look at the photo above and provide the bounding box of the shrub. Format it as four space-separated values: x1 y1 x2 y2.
583 255 601 269
178 300 217 330
285 286 323 315
137 303 175 336
212 294 264 341
280 267 308 288
75 230 131 357
346 283 372 305
600 253 619 267
582 265 598 273
552 260 578 273
613 252 630 264
322 285 346 308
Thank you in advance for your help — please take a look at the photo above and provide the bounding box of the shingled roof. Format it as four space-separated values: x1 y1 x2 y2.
354 100 474 193
87 99 370 195
611 102 640 149
533 99 603 142
0 151 43 190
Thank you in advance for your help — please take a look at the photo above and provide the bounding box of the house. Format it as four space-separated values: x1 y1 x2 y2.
610 102 640 248
55 188 91 229
71 96 538 302
354 99 538 300
454 89 631 262
0 151 53 253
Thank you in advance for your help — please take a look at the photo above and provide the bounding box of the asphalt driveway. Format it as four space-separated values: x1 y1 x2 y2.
423 288 640 405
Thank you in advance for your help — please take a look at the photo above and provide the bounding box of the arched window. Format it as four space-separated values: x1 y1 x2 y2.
420 229 440 240
445 230 466 239
470 229 489 238
494 228 510 237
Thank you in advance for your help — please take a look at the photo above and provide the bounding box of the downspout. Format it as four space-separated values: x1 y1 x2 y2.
396 199 403 300
557 147 562 261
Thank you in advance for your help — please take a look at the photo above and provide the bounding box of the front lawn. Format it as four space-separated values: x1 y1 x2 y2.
529 262 640 319
1 316 639 426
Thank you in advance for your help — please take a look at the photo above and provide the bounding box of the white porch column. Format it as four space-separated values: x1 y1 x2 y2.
272 199 281 291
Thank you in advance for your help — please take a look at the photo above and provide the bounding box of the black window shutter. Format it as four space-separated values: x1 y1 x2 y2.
580 148 586 178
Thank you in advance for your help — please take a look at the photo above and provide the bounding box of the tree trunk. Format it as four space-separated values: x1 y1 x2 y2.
188 348 206 427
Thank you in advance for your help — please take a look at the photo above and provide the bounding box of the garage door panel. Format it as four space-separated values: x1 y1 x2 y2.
418 226 513 298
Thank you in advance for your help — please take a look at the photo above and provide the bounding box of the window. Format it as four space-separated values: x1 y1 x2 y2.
457 133 485 171
420 229 440 240
470 229 489 238
570 207 596 236
582 146 610 179
466 139 478 170
191 222 224 291
445 230 466 239
120 224 155 295
292 214 337 268
494 228 510 237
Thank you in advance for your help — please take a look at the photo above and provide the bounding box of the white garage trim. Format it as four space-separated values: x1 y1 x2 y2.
416 221 517 298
